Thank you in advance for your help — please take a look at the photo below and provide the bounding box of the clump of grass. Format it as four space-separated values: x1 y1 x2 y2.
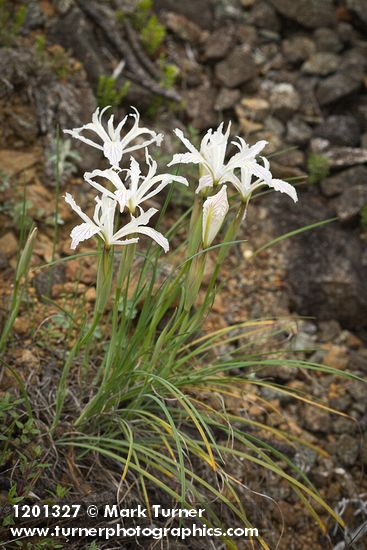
141 14 166 55
307 153 330 185
0 0 26 47
97 75 131 109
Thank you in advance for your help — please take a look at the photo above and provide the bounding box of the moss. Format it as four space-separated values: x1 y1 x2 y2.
0 0 26 46
307 153 330 185
97 75 131 109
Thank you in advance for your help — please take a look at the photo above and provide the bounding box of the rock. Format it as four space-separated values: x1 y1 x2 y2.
85 287 96 303
248 1 280 31
286 116 312 146
332 185 367 222
260 364 295 382
269 195 367 330
184 85 217 129
302 407 331 433
296 76 322 118
215 47 257 88
322 147 367 168
314 115 361 147
316 73 362 106
340 49 367 82
301 52 340 76
319 319 341 342
322 345 349 370
314 27 343 53
349 350 367 374
269 0 336 29
154 0 213 29
203 27 235 60
332 417 355 434
214 88 241 111
336 434 360 466
270 83 300 121
0 149 39 176
320 166 367 197
346 0 367 28
240 97 270 121
164 12 205 44
13 317 30 335
0 232 18 258
282 36 316 65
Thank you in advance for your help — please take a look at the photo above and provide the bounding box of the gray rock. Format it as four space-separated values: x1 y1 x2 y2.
248 1 280 31
346 0 367 28
314 115 361 147
332 184 367 222
214 88 241 111
269 195 367 330
203 27 235 60
314 27 343 53
154 0 214 29
270 83 300 121
282 36 316 65
184 85 218 129
286 116 312 146
269 0 336 29
215 47 257 88
296 76 322 118
322 147 367 168
302 407 331 433
320 166 367 197
316 73 362 106
336 434 360 466
318 319 342 341
301 52 340 76
349 350 367 374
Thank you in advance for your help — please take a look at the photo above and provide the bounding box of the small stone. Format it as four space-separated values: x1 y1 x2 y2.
85 287 96 303
214 88 241 111
336 434 359 466
270 83 300 121
269 0 336 29
314 28 343 53
241 0 255 6
349 350 367 374
333 417 355 434
301 52 340 76
164 12 205 44
332 185 367 222
302 407 331 433
318 320 341 341
316 73 362 106
13 317 30 335
17 349 40 371
286 116 312 146
215 47 257 88
203 28 234 61
322 345 349 370
314 115 361 147
282 36 316 65
0 232 18 258
248 1 280 31
184 85 217 129
240 97 270 121
361 434 367 466
346 0 367 28
320 166 367 197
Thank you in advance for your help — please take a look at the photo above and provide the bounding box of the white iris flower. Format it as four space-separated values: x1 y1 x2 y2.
64 193 169 252
167 124 271 194
84 150 188 214
228 155 298 207
64 106 164 168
